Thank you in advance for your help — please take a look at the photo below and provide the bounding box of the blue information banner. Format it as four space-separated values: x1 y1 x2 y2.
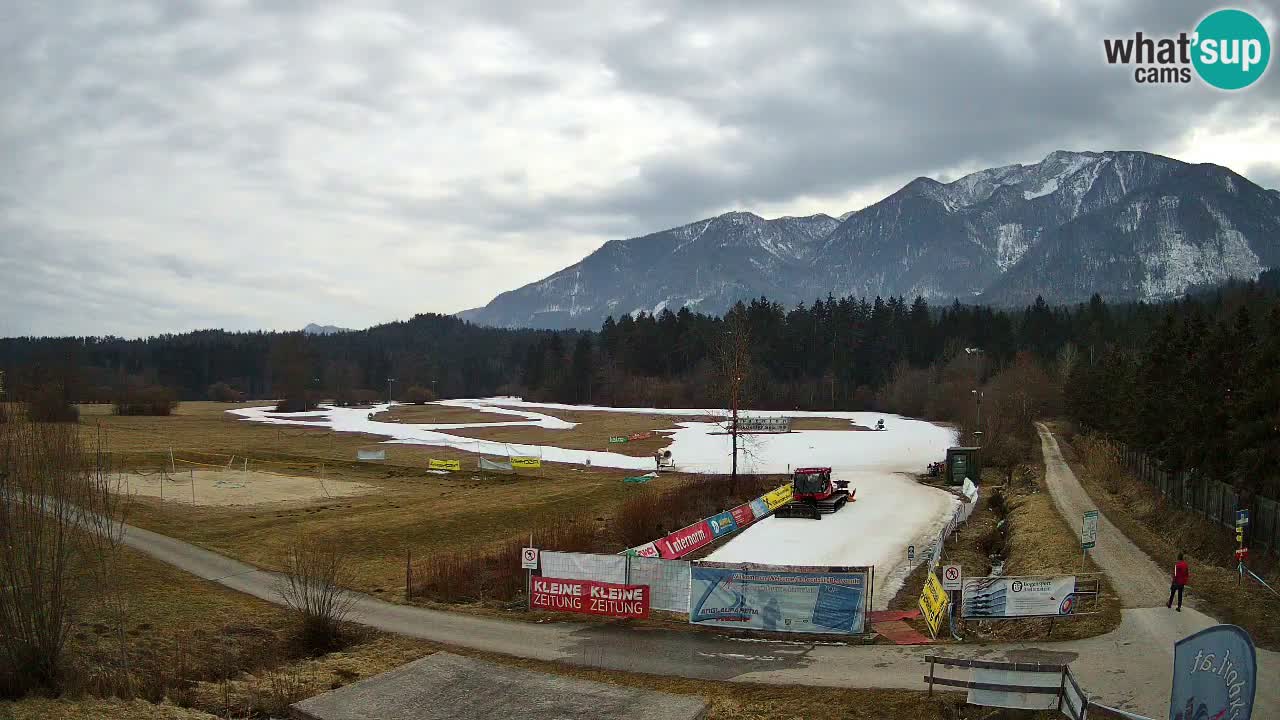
689 563 868 634
1169 624 1256 720
707 511 738 537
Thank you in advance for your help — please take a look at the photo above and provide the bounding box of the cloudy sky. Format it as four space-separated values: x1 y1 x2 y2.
3 0 1278 337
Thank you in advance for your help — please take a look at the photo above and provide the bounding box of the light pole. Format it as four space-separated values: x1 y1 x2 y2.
431 379 438 399
965 347 984 446
386 377 395 405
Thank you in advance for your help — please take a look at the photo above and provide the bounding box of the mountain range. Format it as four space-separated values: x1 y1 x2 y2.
459 150 1280 330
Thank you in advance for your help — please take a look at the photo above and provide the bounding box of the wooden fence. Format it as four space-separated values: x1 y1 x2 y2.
1117 443 1279 556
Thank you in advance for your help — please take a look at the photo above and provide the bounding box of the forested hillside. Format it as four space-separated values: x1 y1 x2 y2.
2 272 1278 499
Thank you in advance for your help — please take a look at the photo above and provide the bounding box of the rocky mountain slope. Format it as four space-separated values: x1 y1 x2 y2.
460 151 1280 329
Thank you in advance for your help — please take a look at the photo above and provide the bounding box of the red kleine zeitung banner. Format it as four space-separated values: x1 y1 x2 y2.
530 577 650 619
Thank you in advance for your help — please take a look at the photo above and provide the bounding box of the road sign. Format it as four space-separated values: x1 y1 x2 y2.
1236 509 1250 527
942 564 963 591
521 547 539 570
907 545 916 562
1081 510 1099 550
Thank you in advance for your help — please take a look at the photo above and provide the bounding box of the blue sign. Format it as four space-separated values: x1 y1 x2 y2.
689 563 867 634
1236 509 1250 527
1169 624 1256 720
749 498 769 518
706 511 738 537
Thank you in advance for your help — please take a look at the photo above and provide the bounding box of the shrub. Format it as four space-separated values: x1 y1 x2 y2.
25 386 78 423
275 391 321 413
113 385 178 416
0 418 124 696
207 382 245 403
278 534 355 653
403 385 436 404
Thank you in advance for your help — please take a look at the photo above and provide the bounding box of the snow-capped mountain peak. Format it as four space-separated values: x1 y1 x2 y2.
459 151 1280 329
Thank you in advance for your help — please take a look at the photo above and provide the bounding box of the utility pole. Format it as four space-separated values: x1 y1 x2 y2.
386 377 395 405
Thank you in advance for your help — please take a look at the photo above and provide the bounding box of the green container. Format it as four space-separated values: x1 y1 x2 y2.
946 447 981 486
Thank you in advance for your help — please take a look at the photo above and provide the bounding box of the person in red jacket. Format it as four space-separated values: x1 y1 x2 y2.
1168 553 1189 611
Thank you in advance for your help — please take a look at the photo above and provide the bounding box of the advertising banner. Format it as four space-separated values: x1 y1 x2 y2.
655 520 714 559
608 436 627 444
730 504 756 529
624 541 660 558
690 563 868 634
1170 624 1256 720
918 571 949 638
707 511 738 537
357 449 386 461
530 577 649 619
762 484 795 511
510 456 541 469
961 576 1076 619
628 431 654 441
428 458 461 471
749 498 770 519
737 416 792 433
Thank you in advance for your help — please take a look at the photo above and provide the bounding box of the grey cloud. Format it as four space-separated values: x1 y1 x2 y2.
2 0 1278 336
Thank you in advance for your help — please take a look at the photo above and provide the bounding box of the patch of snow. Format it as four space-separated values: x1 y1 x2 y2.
652 300 669 315
995 223 1030 271
1139 199 1262 299
1023 177 1059 200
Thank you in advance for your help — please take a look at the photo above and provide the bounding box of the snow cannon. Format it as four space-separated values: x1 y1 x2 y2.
773 467 853 520
654 449 675 472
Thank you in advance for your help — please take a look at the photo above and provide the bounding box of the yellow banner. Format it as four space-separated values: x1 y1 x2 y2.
428 458 461 471
762 483 794 511
510 456 542 469
918 571 949 638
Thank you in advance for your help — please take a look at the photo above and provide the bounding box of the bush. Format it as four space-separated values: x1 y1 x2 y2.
403 385 436 404
207 382 245 403
279 534 355 653
25 386 78 423
113 385 178 416
0 418 124 696
275 391 321 413
331 388 379 407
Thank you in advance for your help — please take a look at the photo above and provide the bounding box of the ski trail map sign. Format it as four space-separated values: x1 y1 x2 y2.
1081 510 1099 550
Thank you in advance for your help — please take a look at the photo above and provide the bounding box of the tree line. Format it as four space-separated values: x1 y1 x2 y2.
2 271 1277 497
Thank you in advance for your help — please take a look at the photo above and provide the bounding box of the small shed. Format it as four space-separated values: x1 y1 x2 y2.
946 446 981 486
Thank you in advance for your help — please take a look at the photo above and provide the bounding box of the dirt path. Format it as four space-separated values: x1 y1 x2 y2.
1036 423 1279 715
1035 424 1171 608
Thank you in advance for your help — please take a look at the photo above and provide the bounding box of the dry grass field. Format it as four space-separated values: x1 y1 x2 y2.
77 402 701 596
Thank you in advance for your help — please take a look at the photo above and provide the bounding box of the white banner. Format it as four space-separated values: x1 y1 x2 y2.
479 457 513 472
539 551 627 585
627 556 691 613
961 575 1077 618
967 668 1063 710
357 449 386 461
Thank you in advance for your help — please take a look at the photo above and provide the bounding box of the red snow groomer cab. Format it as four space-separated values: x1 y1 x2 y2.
773 467 855 520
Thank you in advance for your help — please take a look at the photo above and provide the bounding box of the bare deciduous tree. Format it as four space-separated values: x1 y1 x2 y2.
0 419 125 696
278 534 355 651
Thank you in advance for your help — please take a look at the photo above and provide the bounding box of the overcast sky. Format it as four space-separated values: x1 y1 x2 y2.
3 0 1278 338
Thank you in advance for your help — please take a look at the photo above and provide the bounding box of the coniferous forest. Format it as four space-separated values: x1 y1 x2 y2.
2 270 1278 499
